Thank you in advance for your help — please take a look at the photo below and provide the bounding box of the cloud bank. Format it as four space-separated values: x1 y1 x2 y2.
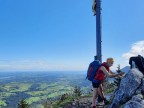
122 40 144 59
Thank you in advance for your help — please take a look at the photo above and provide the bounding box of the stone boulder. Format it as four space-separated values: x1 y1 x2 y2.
110 68 144 108
122 94 144 108
136 79 144 94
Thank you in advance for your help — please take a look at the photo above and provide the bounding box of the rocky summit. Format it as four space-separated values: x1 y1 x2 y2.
110 68 144 108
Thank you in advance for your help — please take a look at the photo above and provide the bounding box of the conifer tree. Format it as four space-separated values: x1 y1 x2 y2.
112 64 122 88
17 99 29 108
74 86 82 97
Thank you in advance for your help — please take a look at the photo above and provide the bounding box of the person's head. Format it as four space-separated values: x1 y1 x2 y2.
106 58 114 67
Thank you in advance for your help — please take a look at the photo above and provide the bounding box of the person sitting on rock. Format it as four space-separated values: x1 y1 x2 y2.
92 58 124 108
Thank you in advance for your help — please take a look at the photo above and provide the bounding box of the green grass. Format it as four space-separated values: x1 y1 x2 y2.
27 90 49 96
47 92 61 98
39 83 49 89
4 83 32 92
104 86 114 94
0 92 15 98
53 97 75 108
47 82 58 87
0 76 91 108
26 97 41 104
0 100 7 107
16 83 32 91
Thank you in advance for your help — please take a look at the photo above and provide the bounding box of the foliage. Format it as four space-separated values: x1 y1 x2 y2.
0 100 7 107
59 93 69 101
42 99 53 108
25 97 41 104
112 64 122 88
104 85 114 94
17 99 29 108
53 96 75 108
73 86 82 97
52 85 82 108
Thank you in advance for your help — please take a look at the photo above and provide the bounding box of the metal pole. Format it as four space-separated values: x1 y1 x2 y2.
95 0 102 62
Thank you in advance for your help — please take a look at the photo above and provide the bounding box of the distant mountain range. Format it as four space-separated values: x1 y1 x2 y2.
121 66 130 73
108 66 130 83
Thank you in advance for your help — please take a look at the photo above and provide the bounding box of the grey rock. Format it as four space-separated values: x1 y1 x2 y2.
123 94 144 108
136 79 144 94
123 101 144 108
110 69 144 108
132 94 143 101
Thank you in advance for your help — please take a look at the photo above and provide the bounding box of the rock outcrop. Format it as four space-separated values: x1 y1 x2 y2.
123 94 144 108
110 68 144 108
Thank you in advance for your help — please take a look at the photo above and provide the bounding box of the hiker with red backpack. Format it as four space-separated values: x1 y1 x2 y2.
87 58 124 108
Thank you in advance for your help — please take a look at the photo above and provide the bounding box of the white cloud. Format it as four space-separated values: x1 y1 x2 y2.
122 40 144 59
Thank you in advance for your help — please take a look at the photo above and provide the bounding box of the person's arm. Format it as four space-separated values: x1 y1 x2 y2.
109 70 123 78
109 70 115 74
100 66 123 78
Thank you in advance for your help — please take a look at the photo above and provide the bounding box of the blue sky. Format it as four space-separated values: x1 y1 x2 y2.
0 0 144 71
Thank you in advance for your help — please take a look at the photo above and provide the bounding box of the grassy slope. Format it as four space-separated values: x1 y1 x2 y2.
0 72 91 107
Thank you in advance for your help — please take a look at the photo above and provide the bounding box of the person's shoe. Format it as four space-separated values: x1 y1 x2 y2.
103 97 109 105
96 102 104 106
104 99 109 105
92 106 96 108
